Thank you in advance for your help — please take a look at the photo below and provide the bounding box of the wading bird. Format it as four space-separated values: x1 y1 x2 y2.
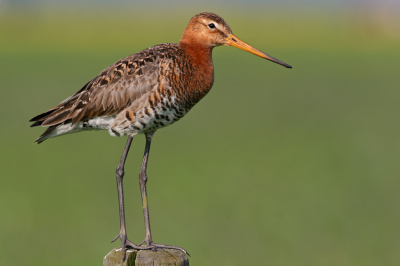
30 12 292 260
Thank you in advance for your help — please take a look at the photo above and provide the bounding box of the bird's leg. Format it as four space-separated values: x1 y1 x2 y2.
111 134 142 261
139 131 155 246
111 132 189 259
133 131 190 256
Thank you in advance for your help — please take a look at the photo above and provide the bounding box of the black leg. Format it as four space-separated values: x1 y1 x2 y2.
139 131 155 246
135 132 189 255
112 132 189 261
111 134 141 261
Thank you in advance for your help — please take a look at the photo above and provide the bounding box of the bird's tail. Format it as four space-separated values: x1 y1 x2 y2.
30 108 58 143
30 107 78 143
34 125 59 144
30 117 83 143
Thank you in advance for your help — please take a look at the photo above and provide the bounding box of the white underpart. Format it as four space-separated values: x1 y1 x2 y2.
42 116 120 141
87 116 116 133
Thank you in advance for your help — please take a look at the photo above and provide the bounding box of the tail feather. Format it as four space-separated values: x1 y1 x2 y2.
30 96 79 142
30 79 102 143
30 107 62 143
41 109 73 127
33 119 77 144
35 125 59 144
30 121 42 127
29 107 59 123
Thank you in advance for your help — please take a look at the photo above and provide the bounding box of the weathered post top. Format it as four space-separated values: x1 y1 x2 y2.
104 248 189 266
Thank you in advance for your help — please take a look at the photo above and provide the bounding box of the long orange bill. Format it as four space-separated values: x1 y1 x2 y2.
225 34 292 68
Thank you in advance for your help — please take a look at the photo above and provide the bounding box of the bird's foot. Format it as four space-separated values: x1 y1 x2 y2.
111 233 142 261
135 241 190 256
112 234 190 261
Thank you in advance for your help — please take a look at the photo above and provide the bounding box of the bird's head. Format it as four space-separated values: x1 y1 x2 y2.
180 12 292 68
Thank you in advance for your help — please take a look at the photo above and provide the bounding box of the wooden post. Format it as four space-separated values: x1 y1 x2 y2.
103 248 189 266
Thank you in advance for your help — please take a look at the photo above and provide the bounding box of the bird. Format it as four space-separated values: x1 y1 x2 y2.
30 12 292 260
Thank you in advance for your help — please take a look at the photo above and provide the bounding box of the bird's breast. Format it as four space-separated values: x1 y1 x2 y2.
172 63 214 111
106 45 215 136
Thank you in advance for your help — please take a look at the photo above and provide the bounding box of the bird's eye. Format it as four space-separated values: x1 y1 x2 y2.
208 23 215 29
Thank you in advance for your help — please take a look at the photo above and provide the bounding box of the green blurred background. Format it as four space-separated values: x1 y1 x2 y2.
1 0 400 265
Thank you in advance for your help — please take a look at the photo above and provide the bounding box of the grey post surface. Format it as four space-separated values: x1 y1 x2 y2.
104 248 189 266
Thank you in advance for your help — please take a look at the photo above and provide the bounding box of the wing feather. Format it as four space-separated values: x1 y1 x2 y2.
30 46 174 128
30 43 183 143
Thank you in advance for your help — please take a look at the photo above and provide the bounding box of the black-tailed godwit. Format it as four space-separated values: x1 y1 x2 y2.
30 12 292 260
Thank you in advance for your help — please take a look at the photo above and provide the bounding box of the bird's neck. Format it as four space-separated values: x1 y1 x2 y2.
178 38 215 107
179 37 213 71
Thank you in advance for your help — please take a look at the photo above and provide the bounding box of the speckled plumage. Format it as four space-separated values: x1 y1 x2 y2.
30 42 214 142
30 12 291 143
